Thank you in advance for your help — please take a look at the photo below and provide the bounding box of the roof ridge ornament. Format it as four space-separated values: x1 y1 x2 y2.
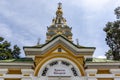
76 38 79 46
37 38 41 45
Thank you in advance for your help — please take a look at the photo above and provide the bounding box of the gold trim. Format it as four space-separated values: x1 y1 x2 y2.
0 74 3 76
8 69 21 74
97 69 110 74
97 78 113 80
24 74 30 76
5 78 21 80
115 74 120 76
89 74 95 76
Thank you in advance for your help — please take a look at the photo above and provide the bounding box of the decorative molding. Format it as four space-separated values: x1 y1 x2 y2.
115 74 120 76
23 74 30 76
97 69 110 74
86 62 120 65
97 78 113 80
86 69 97 73
21 69 34 75
0 69 8 74
110 69 120 74
7 69 21 74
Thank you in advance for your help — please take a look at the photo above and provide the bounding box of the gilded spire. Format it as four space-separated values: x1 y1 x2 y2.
46 3 73 42
52 2 66 25
56 2 63 16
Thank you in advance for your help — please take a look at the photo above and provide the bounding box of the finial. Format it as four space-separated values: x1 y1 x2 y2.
56 2 63 16
58 2 62 9
115 6 120 19
37 38 41 45
76 39 79 46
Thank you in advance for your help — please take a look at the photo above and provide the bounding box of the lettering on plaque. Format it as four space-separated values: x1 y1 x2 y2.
54 69 66 74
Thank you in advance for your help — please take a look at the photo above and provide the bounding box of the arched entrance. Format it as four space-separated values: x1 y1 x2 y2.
37 58 82 80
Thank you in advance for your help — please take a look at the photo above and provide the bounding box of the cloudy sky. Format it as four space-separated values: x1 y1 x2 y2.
0 0 120 58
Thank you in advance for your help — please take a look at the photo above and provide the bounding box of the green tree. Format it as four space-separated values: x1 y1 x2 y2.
0 37 20 60
103 7 120 60
12 45 20 59
105 50 113 60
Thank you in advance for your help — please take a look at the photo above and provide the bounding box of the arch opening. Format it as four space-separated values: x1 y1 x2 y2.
37 58 81 77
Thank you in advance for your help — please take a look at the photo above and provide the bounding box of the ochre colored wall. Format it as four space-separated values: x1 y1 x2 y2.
97 78 113 80
5 78 21 80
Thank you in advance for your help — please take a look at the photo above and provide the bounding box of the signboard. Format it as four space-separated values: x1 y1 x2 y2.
54 69 66 75
47 65 71 76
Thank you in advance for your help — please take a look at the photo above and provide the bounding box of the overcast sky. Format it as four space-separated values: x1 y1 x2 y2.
0 0 120 58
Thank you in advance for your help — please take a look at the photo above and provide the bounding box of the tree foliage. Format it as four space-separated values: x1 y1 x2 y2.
105 50 113 60
104 6 120 60
0 37 20 60
103 20 120 60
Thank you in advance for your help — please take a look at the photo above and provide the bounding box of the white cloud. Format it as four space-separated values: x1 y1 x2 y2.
70 0 120 58
0 0 120 58
69 0 118 12
81 0 109 9
97 56 106 59
0 23 13 38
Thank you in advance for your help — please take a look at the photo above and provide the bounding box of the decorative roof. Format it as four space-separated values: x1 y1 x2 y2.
24 35 95 57
86 58 120 62
24 35 95 49
0 58 33 63
46 3 73 42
